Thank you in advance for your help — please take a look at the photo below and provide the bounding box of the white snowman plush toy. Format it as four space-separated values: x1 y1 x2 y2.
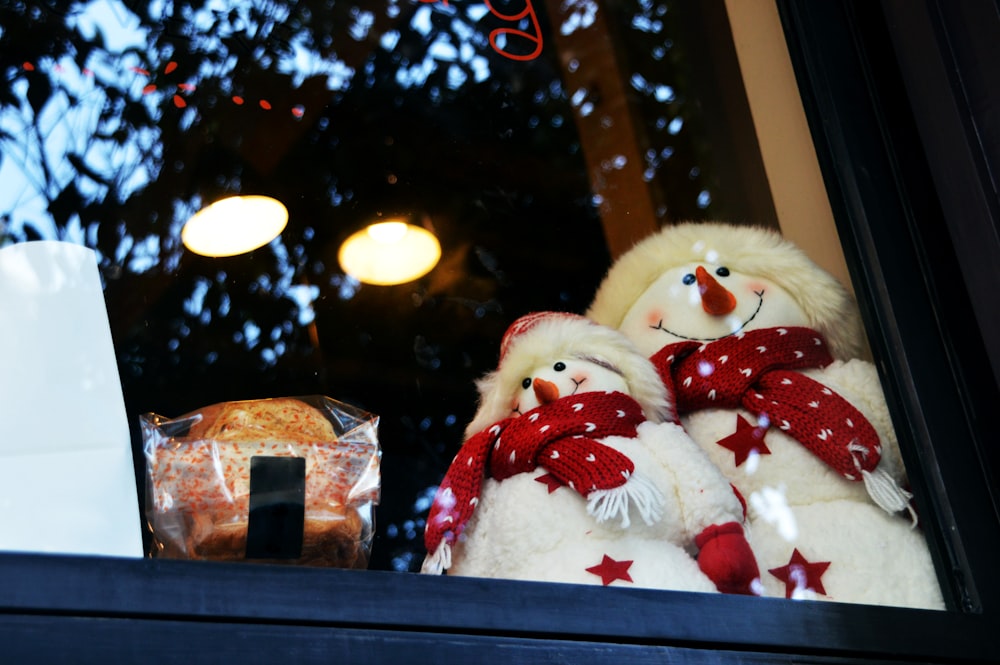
587 221 944 609
422 311 762 594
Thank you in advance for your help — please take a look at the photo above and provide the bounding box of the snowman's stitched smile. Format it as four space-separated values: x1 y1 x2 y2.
649 289 765 341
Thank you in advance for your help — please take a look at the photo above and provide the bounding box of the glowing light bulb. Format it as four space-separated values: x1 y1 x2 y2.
181 195 288 257
338 220 441 285
367 221 408 243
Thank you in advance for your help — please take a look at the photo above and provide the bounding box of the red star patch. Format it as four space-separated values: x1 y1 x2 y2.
585 554 634 586
768 548 831 598
534 473 564 494
717 414 771 466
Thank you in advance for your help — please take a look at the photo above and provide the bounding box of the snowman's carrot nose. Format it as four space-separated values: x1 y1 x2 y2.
533 378 561 404
696 266 737 315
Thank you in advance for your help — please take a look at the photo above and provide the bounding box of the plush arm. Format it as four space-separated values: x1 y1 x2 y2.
636 421 746 541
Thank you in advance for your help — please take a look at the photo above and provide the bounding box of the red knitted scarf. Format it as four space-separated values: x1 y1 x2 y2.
424 391 645 557
650 327 883 481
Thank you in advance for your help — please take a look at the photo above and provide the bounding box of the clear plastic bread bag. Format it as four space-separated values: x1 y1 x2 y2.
140 396 380 568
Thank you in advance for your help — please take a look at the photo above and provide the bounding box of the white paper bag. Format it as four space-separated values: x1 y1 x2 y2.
0 240 142 557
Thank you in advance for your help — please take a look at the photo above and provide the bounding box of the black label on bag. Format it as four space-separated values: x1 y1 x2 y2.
245 456 306 560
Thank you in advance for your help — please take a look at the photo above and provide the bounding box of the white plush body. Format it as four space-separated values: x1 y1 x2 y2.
682 360 942 607
426 312 750 592
450 420 741 591
587 222 945 609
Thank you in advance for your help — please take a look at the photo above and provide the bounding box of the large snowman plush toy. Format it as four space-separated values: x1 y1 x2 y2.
422 311 761 594
587 221 944 609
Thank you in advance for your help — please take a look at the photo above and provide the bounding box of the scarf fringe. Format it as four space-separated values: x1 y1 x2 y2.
862 466 918 526
586 472 665 528
421 542 452 575
849 443 917 525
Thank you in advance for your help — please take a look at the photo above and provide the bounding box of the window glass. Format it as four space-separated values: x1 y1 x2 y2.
0 0 944 609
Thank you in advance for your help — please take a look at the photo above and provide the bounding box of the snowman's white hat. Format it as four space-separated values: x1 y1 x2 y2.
465 312 673 438
586 221 866 360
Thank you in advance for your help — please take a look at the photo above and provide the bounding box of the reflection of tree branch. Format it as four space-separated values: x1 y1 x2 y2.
0 126 43 209
30 110 58 202
544 0 660 258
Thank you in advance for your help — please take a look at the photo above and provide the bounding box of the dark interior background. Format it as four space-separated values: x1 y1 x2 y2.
0 0 774 571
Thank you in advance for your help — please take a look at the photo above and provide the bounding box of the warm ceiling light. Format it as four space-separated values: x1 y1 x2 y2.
181 195 288 257
338 220 441 285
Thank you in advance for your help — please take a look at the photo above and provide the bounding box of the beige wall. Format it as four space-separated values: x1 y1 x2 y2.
725 0 853 293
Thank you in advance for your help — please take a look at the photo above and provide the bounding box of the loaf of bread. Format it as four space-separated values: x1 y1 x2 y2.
144 397 379 568
187 398 339 442
182 505 367 568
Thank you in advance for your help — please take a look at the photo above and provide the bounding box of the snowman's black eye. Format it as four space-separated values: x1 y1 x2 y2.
716 266 730 277
682 273 696 285
521 377 532 389
553 361 566 372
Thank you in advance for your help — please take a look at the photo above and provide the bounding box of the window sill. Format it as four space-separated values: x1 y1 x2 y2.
0 551 993 663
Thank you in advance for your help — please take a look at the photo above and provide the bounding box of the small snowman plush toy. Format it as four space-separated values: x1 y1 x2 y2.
422 311 761 594
587 221 944 609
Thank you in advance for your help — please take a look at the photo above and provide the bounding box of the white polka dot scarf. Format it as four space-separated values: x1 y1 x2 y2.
424 391 645 559
651 327 915 519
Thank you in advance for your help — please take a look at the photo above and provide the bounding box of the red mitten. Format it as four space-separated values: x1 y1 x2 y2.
695 521 761 595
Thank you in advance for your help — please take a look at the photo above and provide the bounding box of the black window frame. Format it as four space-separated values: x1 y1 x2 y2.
2 1 999 662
